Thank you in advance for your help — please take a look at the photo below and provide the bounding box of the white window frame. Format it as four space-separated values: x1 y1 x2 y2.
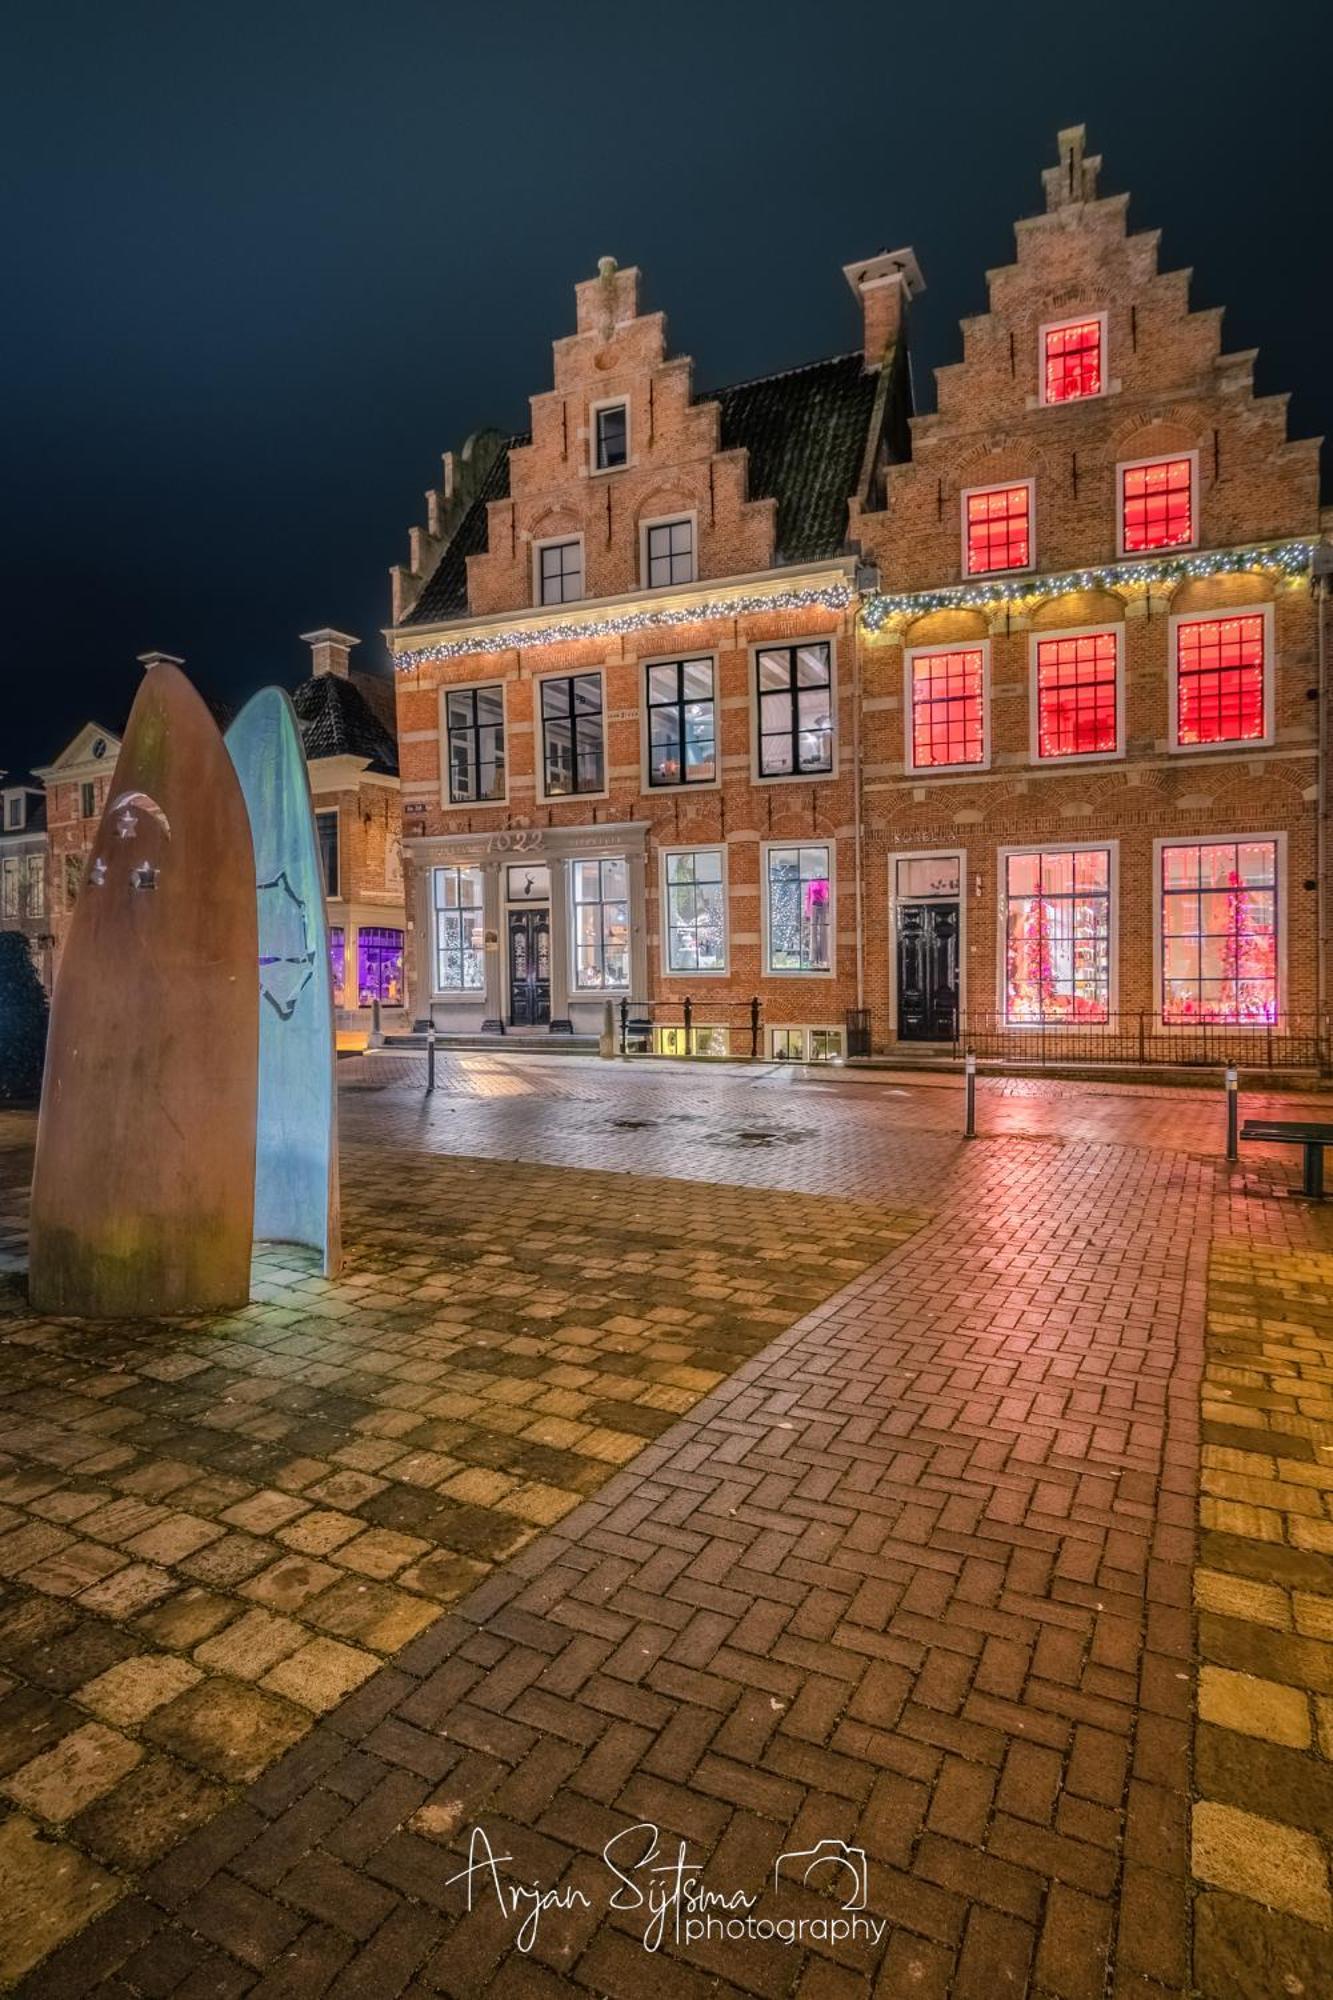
533 535 585 608
749 636 840 785
640 650 720 794
760 837 836 980
440 681 509 808
659 843 729 979
534 667 609 806
431 863 487 997
1037 310 1109 408
1152 831 1287 1031
996 840 1119 1027
1167 601 1275 753
569 853 631 993
640 512 698 590
1116 449 1200 558
904 640 991 775
960 477 1036 579
1027 624 1125 766
768 1025 844 1062
589 397 630 475
887 848 968 1039
4 794 22 830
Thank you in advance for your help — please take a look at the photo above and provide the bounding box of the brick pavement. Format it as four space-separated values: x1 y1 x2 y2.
1 1057 1331 1998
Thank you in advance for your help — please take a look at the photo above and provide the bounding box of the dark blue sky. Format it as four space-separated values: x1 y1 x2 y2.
2 0 1323 777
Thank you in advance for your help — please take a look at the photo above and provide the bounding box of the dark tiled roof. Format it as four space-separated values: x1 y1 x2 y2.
400 351 879 627
291 673 399 777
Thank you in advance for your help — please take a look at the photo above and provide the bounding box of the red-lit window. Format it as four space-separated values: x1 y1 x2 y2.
909 649 985 769
1121 456 1194 552
1004 848 1111 1024
1044 318 1103 403
964 484 1032 575
1176 614 1267 747
1161 840 1278 1024
1035 632 1119 758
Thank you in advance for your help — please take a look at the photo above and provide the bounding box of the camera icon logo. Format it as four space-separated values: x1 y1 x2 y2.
773 1839 869 1911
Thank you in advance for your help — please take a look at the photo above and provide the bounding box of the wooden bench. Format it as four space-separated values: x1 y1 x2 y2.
1239 1119 1333 1198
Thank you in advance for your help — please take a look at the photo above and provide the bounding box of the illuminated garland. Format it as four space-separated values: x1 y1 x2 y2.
861 539 1317 632
394 580 856 671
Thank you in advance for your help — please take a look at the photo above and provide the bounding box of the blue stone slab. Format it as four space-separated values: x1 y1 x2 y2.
226 688 340 1275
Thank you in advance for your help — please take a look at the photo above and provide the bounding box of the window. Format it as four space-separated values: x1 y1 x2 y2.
756 643 833 777
537 539 583 606
24 855 44 919
446 686 506 802
1174 612 1268 747
770 1027 841 1061
657 1025 728 1056
645 518 695 588
316 810 340 898
766 845 832 974
541 674 605 797
1034 631 1120 759
1120 455 1195 553
80 781 96 820
65 853 81 907
1 859 17 919
593 403 628 471
1042 317 1104 404
647 658 715 787
908 647 986 770
5 796 22 829
572 857 629 990
1161 840 1278 1024
433 866 485 991
1004 847 1111 1023
809 1028 843 1062
963 482 1032 575
664 849 726 973
357 927 404 1007
328 927 345 1003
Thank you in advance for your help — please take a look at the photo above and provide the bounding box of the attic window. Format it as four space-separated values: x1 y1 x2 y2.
5 796 22 830
1119 455 1196 554
963 481 1033 576
1042 317 1104 403
593 402 628 472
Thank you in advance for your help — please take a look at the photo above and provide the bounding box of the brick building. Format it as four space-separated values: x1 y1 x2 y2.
0 779 51 987
855 127 1329 1060
388 253 916 1055
32 717 124 977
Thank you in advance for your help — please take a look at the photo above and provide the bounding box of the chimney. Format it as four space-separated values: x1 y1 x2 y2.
137 651 185 673
300 629 359 679
842 248 925 368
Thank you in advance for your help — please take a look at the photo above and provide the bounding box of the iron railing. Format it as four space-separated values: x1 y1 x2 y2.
949 1011 1328 1072
618 996 763 1059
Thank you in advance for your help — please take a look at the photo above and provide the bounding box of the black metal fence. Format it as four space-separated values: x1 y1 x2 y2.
618 997 763 1058
953 1012 1327 1072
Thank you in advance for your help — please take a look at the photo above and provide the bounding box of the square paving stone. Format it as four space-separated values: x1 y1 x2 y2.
76 1653 204 1726
135 1587 241 1650
14 1616 141 1694
194 1608 306 1679
260 1638 380 1712
124 1515 226 1566
3 1721 142 1821
79 1563 176 1619
336 1528 431 1580
142 1677 310 1783
70 1751 229 1871
241 1554 340 1613
0 1813 122 1986
0 1686 84 1778
303 1577 439 1653
179 1533 276 1589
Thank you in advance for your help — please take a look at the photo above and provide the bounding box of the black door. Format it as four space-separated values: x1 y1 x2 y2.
896 901 959 1042
508 908 551 1027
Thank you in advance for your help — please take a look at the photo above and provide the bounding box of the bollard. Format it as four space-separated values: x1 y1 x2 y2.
1225 1060 1239 1163
750 995 761 1060
619 996 629 1058
370 995 383 1049
425 1020 436 1095
599 999 615 1060
683 996 693 1057
964 1049 977 1139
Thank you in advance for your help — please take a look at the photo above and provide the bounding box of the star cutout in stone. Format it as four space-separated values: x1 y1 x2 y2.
114 807 139 839
130 861 158 890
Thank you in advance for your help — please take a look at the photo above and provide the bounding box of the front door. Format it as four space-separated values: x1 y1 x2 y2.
896 901 959 1042
508 907 551 1027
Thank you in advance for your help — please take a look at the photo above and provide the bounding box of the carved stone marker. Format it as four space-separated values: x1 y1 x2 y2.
226 688 341 1276
30 661 258 1315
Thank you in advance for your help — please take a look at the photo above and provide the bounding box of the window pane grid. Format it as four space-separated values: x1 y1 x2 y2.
756 644 833 777
1177 615 1266 745
647 657 715 786
573 857 629 989
665 849 726 972
1005 848 1111 1023
767 844 831 973
432 866 484 990
538 540 583 605
647 519 694 588
1036 632 1118 758
1161 840 1278 1024
446 686 506 802
1122 458 1193 551
965 485 1031 574
911 649 984 768
1044 319 1102 403
595 404 627 470
541 674 605 796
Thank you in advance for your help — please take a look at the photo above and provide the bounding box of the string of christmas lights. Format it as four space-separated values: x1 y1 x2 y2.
861 539 1316 631
394 580 856 672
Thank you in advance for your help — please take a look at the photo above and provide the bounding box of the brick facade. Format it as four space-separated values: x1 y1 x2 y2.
0 784 52 988
33 722 123 980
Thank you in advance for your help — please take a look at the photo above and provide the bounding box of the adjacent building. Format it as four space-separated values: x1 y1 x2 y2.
0 780 50 988
32 719 124 976
387 127 1329 1061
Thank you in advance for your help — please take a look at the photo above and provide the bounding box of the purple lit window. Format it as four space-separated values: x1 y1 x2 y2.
357 927 403 1007
329 927 345 1003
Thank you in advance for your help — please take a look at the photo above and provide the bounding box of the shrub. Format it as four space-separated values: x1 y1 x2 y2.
0 932 48 1103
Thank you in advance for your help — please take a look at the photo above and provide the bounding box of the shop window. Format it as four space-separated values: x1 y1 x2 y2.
1161 839 1278 1024
767 845 832 974
756 643 833 777
573 857 630 990
1121 456 1194 552
316 810 339 898
541 674 605 797
664 849 726 972
1035 632 1119 758
433 867 485 991
446 686 506 802
1004 847 1111 1023
328 926 345 1004
909 647 985 769
964 482 1032 575
358 927 404 1007
537 539 583 606
645 519 695 588
1175 614 1267 746
657 1025 728 1056
647 658 715 787
1043 317 1103 403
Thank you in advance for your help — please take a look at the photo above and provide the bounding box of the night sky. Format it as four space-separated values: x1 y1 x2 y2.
3 0 1324 780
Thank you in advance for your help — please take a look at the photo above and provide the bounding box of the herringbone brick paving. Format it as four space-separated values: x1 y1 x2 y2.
3 1058 1332 1998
